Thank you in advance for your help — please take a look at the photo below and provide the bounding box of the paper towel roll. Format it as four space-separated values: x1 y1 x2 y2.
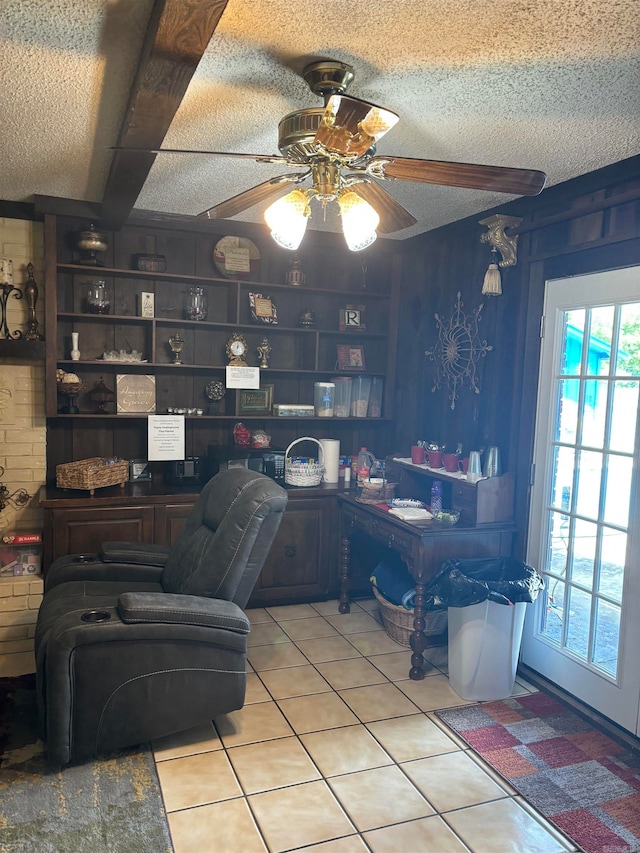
320 438 340 483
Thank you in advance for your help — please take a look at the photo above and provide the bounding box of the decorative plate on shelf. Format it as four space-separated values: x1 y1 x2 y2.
213 236 261 280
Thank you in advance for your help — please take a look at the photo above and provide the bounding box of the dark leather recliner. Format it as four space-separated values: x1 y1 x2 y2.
35 468 288 765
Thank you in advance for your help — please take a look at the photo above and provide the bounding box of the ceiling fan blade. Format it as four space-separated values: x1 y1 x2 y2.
109 146 286 164
198 178 299 220
350 181 417 233
368 156 547 196
314 95 399 160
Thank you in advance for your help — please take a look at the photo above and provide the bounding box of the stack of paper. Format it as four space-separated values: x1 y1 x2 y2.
388 507 433 522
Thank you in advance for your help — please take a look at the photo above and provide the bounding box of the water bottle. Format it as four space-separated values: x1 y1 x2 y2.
356 447 374 484
430 480 443 514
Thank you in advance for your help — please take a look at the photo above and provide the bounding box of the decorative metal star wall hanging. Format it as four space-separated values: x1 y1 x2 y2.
425 292 493 410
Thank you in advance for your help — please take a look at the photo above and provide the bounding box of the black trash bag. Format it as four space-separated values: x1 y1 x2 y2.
425 556 544 608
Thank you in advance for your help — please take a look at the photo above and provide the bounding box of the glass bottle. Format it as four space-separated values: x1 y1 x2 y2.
430 480 443 514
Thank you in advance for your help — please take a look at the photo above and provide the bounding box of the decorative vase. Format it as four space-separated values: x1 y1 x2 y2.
70 332 80 361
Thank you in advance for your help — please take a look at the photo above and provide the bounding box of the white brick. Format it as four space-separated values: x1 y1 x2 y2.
0 651 35 676
0 624 29 641
12 579 30 595
0 608 37 627
27 595 42 610
29 578 44 593
0 595 28 611
0 637 34 654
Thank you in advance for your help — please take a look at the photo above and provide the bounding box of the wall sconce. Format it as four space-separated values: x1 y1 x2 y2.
479 214 523 296
0 466 31 514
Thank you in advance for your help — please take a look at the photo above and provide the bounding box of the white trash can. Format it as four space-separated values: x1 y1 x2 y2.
447 599 527 701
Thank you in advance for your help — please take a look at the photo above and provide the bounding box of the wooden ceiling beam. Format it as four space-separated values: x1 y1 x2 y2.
100 0 229 229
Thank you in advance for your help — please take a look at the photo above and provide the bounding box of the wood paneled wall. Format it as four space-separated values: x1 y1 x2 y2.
395 155 640 559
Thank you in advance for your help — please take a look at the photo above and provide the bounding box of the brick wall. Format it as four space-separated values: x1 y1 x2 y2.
0 217 46 675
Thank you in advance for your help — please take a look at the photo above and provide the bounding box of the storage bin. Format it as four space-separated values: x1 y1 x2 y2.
367 376 384 417
351 376 372 417
331 377 352 417
447 599 527 700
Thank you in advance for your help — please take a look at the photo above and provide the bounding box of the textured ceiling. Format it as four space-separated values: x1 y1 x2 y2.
1 0 639 239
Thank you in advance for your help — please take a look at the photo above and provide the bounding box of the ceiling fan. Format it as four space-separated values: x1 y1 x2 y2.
116 60 547 249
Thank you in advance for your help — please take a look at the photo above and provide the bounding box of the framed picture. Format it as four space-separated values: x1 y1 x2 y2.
139 292 154 318
238 384 274 415
116 374 156 413
249 292 278 324
339 304 366 332
336 344 366 372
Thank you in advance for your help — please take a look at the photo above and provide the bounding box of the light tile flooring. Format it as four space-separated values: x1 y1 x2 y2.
152 599 579 853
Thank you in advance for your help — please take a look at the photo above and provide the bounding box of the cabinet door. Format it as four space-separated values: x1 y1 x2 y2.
47 505 155 562
154 502 195 547
249 497 337 606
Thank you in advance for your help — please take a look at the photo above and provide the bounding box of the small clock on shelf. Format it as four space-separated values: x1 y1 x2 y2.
205 379 226 415
226 333 248 366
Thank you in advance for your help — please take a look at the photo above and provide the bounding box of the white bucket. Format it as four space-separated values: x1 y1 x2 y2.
447 600 527 701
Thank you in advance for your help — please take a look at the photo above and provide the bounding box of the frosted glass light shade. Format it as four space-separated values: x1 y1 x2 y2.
264 189 310 250
338 191 380 251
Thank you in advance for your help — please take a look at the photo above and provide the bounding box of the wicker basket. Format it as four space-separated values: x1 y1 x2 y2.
56 457 129 495
373 585 448 647
355 480 397 504
284 437 324 487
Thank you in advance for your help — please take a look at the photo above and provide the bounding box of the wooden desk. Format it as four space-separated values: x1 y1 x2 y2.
338 494 515 680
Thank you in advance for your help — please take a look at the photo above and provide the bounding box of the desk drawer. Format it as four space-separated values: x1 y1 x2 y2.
370 517 414 558
342 507 372 535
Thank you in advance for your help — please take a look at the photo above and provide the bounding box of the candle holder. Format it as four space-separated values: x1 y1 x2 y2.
168 333 184 364
23 263 42 340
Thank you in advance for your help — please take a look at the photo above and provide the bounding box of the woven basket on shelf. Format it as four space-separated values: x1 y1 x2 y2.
355 480 397 504
372 585 448 647
284 436 324 487
56 457 129 495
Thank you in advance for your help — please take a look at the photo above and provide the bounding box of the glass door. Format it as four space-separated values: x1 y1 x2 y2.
521 266 640 733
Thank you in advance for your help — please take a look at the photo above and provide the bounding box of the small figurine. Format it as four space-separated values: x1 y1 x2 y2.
233 422 251 447
298 307 316 328
251 429 271 448
257 337 271 368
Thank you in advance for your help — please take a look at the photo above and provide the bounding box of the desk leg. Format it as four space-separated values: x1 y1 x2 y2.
409 578 427 680
339 533 351 614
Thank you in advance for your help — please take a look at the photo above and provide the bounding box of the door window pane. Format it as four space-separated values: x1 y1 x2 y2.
565 586 591 658
610 381 638 453
575 450 602 520
562 310 585 374
598 529 627 604
593 598 620 676
580 380 608 448
541 579 565 643
556 380 579 443
548 511 570 578
588 306 614 376
551 446 575 511
604 455 632 527
569 518 597 588
616 303 640 377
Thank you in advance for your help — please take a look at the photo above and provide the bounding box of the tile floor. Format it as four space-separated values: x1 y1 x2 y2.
152 598 579 853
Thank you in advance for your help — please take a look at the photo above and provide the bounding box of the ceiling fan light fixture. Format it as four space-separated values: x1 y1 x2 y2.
264 189 310 250
338 191 380 252
316 95 399 159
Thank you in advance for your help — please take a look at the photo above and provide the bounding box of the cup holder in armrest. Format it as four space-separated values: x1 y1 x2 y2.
73 555 96 563
81 610 111 623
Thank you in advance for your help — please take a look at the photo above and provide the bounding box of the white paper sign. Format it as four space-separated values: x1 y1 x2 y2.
147 415 185 461
223 247 251 272
226 365 260 389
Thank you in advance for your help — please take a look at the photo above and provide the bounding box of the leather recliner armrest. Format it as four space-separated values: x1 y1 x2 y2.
117 592 250 633
101 542 170 566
